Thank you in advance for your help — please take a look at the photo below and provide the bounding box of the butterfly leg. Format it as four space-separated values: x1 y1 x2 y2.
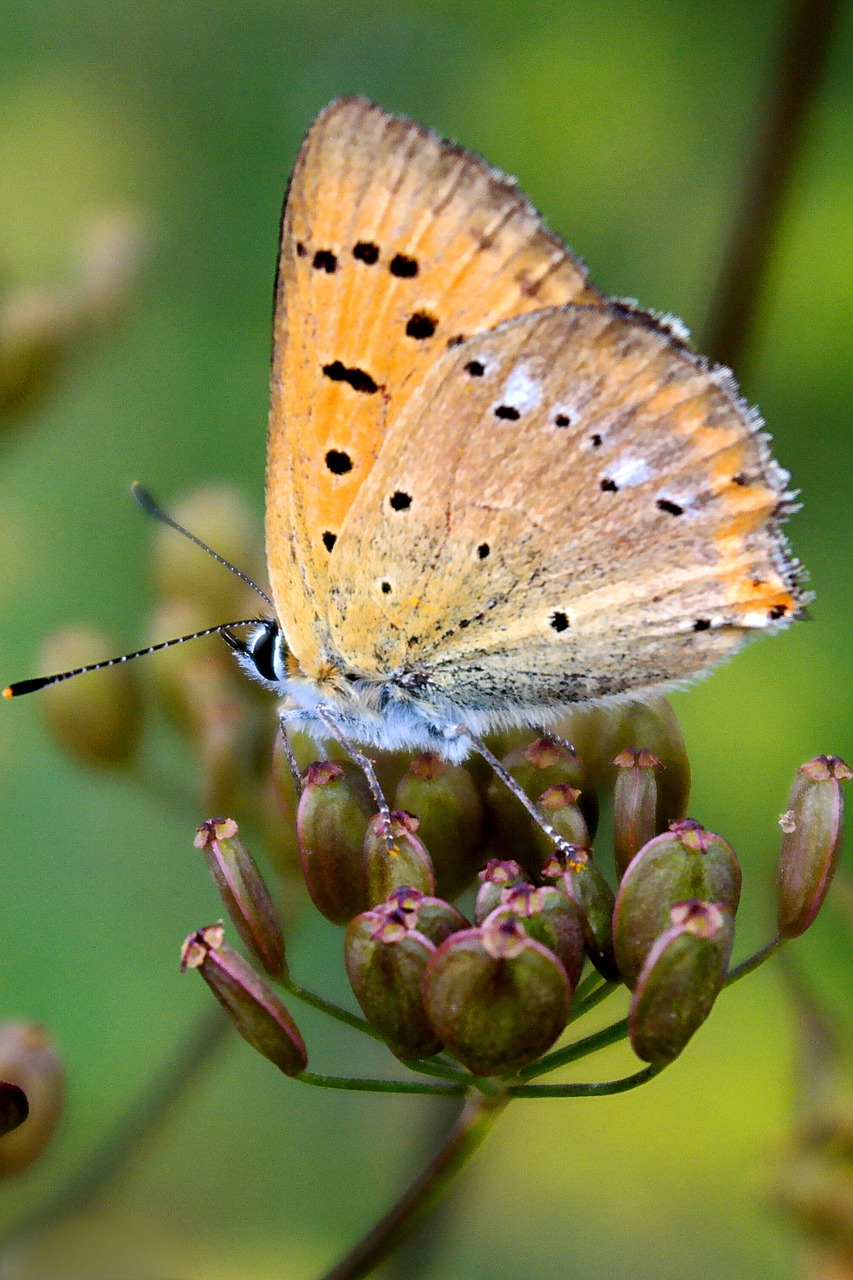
461 729 582 860
277 713 306 794
314 706 395 850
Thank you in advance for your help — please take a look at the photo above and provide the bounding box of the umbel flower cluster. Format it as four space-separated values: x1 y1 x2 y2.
28 486 849 1108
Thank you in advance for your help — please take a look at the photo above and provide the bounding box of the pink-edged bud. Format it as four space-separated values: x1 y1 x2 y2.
613 748 662 879
486 737 598 863
493 882 586 989
393 752 485 900
194 818 285 978
629 901 735 1063
423 919 572 1076
379 887 470 946
777 756 851 939
181 925 306 1076
364 811 436 905
530 783 591 875
0 1084 28 1140
475 859 525 925
551 849 619 981
0 1023 65 1177
296 761 374 924
345 907 441 1060
613 819 741 989
38 626 144 768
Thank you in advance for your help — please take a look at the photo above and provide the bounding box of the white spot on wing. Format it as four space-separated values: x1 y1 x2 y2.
609 456 650 488
502 363 542 413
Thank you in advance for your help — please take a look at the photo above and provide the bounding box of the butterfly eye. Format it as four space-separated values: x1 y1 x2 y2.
248 623 286 686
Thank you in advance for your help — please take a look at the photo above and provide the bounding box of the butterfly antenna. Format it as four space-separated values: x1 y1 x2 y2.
131 481 273 609
3 621 260 699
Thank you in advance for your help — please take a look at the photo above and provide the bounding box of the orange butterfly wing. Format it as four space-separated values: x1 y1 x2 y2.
266 97 599 678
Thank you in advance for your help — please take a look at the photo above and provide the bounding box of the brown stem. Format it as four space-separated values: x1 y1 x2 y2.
317 1089 508 1280
702 0 842 373
0 1004 230 1261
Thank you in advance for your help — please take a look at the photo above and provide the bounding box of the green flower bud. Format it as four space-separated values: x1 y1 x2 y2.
778 756 851 939
194 818 285 978
38 626 144 768
393 752 485 900
0 288 70 419
181 925 307 1076
0 1023 65 1177
496 883 586 989
628 901 734 1063
486 737 598 864
364 811 436 904
475 859 525 924
296 761 373 924
529 783 591 875
345 907 441 1060
423 917 572 1076
613 819 741 988
0 1084 28 1140
546 849 619 981
612 748 661 879
382 887 469 946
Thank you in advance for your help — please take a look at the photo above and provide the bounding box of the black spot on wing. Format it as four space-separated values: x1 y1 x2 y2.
322 361 379 394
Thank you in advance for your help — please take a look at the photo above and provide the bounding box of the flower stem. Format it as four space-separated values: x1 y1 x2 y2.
316 1090 509 1280
298 1072 466 1097
568 978 619 1023
281 975 385 1041
508 1062 666 1099
724 935 784 986
518 1016 630 1081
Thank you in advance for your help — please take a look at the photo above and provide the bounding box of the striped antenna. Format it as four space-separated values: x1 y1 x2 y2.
131 482 273 609
3 620 260 699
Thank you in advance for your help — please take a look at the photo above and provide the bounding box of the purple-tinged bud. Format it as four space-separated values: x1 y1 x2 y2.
181 925 307 1076
423 921 572 1075
296 761 373 924
613 748 661 880
629 901 734 1063
495 883 586 989
613 819 741 988
0 1023 64 1177
38 626 144 768
390 889 470 946
364 811 436 905
530 783 591 875
345 910 441 1060
486 737 598 862
475 859 525 925
778 756 851 939
194 818 285 978
394 752 485 900
0 1084 28 1140
555 849 619 981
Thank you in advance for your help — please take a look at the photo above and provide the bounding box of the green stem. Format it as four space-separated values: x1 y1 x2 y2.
508 1062 666 1099
568 978 619 1024
518 1016 630 1081
281 975 385 1042
724 935 784 986
402 1058 470 1084
316 1089 508 1280
298 1072 465 1097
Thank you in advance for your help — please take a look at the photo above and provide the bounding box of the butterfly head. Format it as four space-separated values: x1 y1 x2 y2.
227 619 289 693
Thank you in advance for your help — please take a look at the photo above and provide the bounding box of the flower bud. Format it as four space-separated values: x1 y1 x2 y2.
0 1084 28 1140
38 626 144 768
181 925 306 1076
296 761 374 924
628 901 734 1063
0 1023 64 1177
364 811 436 904
475 859 525 924
486 737 598 864
382 887 469 946
547 849 619 981
612 819 741 988
393 753 485 900
423 918 572 1076
530 783 591 875
0 288 70 419
613 748 661 879
194 818 285 978
497 883 586 989
345 908 441 1060
778 756 851 939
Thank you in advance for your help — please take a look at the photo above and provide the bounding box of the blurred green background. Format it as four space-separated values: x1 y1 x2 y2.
1 1 851 1277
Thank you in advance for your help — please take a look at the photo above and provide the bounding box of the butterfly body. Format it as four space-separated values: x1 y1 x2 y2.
259 98 804 760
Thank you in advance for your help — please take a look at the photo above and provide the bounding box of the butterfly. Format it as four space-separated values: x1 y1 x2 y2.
238 97 803 765
6 97 804 782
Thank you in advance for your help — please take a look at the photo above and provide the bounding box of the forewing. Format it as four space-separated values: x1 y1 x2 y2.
266 97 597 675
328 303 804 716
